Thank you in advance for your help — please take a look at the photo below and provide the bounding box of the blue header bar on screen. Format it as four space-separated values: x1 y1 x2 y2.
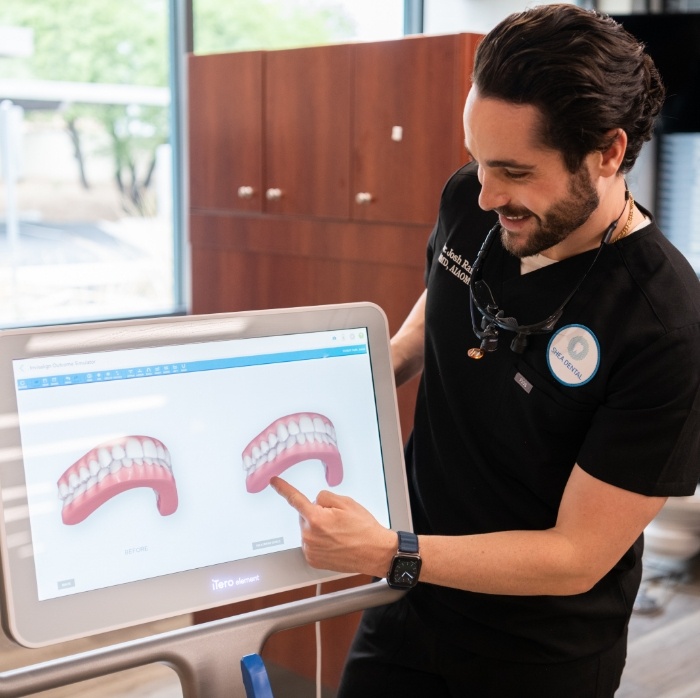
16 344 368 391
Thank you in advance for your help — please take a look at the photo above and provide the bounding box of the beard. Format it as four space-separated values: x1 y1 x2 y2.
498 165 600 259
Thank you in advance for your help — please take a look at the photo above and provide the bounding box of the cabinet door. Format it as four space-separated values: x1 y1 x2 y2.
264 44 352 218
352 34 478 225
189 52 264 212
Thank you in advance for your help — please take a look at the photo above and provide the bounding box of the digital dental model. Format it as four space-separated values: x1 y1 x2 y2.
242 412 343 493
57 436 178 525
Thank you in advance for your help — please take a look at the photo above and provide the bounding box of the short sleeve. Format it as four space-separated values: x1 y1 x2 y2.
577 324 700 496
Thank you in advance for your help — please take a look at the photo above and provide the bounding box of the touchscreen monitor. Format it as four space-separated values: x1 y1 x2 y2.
0 303 411 647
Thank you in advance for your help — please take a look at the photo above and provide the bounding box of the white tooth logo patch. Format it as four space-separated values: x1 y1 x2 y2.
547 325 600 386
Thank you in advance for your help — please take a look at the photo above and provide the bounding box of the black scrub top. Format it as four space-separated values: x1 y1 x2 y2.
405 161 700 662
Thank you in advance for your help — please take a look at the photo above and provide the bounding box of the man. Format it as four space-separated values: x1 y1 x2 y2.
272 5 700 696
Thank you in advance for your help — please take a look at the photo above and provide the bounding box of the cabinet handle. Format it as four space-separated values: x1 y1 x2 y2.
237 186 255 199
355 192 373 205
265 188 283 201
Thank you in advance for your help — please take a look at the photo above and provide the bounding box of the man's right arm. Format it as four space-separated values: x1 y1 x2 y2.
390 290 427 387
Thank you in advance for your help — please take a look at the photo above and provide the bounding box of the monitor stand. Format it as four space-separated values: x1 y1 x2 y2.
0 580 402 697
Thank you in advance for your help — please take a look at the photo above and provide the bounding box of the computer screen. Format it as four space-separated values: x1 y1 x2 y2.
0 303 411 647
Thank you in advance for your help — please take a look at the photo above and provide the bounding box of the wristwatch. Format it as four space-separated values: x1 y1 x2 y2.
386 530 422 590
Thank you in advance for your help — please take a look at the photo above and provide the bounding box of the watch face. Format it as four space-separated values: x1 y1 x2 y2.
390 557 420 588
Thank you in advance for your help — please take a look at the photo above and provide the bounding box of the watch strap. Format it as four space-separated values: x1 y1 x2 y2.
397 530 419 554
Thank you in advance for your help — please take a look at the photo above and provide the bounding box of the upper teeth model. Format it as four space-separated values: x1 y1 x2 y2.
57 435 178 525
242 412 343 493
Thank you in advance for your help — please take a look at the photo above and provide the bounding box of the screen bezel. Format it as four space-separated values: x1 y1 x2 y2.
0 302 411 647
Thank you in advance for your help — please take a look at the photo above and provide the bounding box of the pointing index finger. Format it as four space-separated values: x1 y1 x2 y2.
270 476 314 518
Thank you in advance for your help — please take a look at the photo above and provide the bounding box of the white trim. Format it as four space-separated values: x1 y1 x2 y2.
0 78 169 107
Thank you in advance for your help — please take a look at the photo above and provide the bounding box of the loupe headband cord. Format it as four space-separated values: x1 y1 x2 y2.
469 186 630 353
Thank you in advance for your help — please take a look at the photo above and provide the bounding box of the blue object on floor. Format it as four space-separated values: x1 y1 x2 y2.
241 653 274 698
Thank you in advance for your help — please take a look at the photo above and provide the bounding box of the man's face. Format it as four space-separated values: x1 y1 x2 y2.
463 89 600 259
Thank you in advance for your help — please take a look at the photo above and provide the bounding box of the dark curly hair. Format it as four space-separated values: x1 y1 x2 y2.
472 4 665 173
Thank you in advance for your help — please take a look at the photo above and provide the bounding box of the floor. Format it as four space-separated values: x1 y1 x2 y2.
1 559 699 697
617 556 700 698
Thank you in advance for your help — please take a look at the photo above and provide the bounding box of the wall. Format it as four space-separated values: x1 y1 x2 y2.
424 0 576 34
423 1 649 35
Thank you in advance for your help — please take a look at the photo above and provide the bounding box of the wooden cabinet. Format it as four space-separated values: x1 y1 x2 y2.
351 33 479 225
189 44 352 217
188 33 480 223
264 44 353 218
188 51 264 212
187 31 481 692
189 212 426 440
189 214 425 318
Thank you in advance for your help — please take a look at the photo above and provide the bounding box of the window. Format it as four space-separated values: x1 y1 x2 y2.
0 1 405 330
193 0 404 54
0 0 180 328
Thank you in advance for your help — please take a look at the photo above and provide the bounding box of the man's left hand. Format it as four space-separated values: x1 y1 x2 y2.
270 476 396 577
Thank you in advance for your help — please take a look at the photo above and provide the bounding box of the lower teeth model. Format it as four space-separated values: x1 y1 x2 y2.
242 412 343 493
57 435 178 525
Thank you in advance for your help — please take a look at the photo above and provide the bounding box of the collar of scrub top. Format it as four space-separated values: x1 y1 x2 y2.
468 189 630 357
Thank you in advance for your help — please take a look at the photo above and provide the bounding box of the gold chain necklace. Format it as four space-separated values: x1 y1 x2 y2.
611 193 635 243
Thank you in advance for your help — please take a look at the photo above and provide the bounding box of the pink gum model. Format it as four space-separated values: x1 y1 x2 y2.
57 435 178 525
242 412 343 493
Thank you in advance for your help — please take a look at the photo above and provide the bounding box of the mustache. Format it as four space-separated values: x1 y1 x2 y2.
495 205 534 218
